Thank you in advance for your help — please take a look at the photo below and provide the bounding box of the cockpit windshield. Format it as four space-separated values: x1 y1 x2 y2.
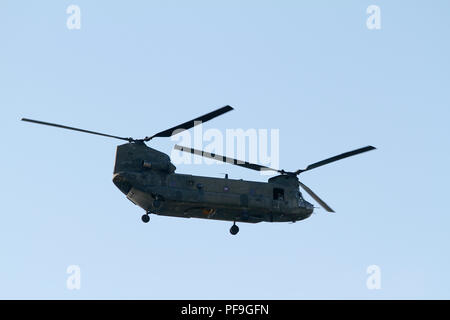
297 190 314 209
297 191 306 207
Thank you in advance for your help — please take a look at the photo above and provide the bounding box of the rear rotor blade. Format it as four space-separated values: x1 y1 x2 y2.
21 118 132 142
296 145 376 174
174 145 280 173
299 181 335 213
146 105 233 141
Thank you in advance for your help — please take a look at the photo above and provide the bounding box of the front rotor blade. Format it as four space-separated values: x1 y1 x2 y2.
299 181 335 213
21 118 132 142
174 145 280 173
296 145 376 174
147 105 234 140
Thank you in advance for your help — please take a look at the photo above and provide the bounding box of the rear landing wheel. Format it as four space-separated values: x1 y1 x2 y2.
230 223 239 235
141 214 150 223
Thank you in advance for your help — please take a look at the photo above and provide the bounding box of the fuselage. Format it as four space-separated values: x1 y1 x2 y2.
112 142 314 223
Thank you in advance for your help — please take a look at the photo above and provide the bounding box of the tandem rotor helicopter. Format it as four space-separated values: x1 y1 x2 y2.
22 106 375 235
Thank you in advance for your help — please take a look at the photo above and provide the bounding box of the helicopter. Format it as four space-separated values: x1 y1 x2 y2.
22 106 375 235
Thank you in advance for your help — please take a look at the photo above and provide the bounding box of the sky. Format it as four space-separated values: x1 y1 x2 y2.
1 1 449 299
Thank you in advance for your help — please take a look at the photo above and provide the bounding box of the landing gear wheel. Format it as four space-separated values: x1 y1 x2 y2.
230 223 239 235
141 214 150 223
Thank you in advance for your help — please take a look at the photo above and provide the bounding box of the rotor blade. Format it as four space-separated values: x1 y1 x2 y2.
299 181 335 213
21 118 132 142
296 146 376 174
147 105 234 140
174 145 280 173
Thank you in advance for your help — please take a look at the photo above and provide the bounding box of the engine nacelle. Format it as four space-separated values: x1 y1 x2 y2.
114 142 176 174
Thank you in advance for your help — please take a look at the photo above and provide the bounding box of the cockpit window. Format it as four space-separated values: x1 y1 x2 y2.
298 191 305 207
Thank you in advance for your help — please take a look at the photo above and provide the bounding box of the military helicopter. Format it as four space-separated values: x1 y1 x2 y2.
22 106 375 235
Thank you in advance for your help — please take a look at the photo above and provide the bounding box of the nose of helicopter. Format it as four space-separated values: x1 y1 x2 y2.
112 173 133 195
303 200 314 215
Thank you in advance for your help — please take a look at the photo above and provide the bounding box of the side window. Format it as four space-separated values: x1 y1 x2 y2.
273 188 284 201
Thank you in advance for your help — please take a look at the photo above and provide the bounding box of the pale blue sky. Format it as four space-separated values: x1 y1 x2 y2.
1 1 449 299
